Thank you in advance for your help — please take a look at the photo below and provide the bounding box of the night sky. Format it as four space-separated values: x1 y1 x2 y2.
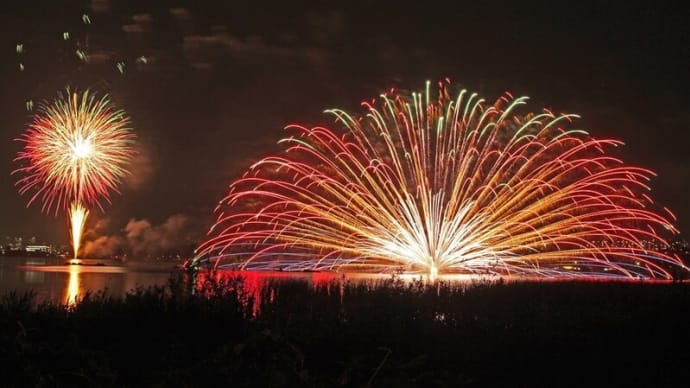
1 1 689 253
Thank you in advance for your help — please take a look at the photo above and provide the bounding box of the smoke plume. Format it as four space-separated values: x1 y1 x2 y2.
82 214 198 259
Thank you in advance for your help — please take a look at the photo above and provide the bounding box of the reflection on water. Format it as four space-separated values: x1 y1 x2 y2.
23 258 47 284
65 265 80 307
0 256 178 306
196 271 346 316
196 270 498 316
3 256 507 310
24 269 46 284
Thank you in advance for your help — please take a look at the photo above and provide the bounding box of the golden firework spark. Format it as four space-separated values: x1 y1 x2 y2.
197 80 685 279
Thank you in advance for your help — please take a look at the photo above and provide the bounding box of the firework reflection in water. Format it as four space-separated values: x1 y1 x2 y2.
195 270 451 316
65 265 81 307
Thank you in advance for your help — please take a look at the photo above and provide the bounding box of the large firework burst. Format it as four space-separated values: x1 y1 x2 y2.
14 89 135 259
197 80 685 279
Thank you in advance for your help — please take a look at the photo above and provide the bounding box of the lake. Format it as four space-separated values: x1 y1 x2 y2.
0 256 179 305
1 255 567 307
0 256 433 305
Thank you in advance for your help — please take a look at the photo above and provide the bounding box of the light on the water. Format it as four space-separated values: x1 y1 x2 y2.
65 265 81 307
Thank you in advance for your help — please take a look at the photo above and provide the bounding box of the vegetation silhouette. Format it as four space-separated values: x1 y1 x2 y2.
2 274 690 386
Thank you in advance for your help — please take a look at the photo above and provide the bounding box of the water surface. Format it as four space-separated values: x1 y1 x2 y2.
0 256 179 305
3 256 594 307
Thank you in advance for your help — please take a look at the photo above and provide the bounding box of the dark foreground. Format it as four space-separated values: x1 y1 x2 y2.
2 275 690 387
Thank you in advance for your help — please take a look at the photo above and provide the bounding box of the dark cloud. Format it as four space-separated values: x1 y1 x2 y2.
181 30 328 72
169 8 190 20
84 50 115 64
305 10 344 45
122 24 144 34
132 13 152 24
122 13 152 34
90 0 110 13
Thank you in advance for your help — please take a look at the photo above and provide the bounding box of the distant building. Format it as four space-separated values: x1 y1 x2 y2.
25 244 52 254
7 237 23 251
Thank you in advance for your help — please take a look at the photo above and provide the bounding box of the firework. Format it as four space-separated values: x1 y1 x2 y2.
14 89 135 260
197 80 686 279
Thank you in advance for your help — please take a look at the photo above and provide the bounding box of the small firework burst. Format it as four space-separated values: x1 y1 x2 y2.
14 89 135 259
